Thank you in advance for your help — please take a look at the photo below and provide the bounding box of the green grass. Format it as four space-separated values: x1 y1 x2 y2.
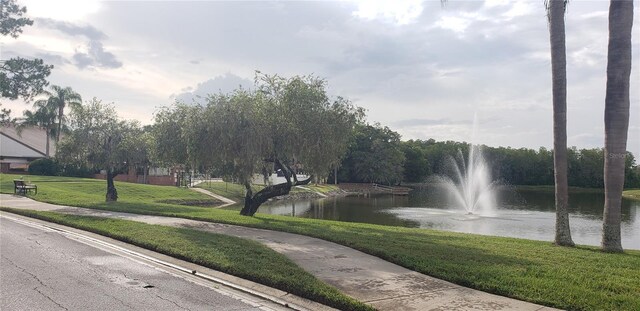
516 185 640 202
301 184 340 194
2 174 219 209
622 189 640 201
194 181 337 203
195 181 259 203
514 185 605 193
2 174 640 310
0 208 371 311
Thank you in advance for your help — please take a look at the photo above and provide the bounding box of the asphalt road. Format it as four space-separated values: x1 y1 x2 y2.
0 216 277 311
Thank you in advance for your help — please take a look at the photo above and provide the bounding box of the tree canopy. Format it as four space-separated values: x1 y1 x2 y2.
1 58 53 101
57 98 142 201
154 73 362 215
390 139 640 189
0 0 33 38
41 85 83 142
335 123 406 185
0 0 53 102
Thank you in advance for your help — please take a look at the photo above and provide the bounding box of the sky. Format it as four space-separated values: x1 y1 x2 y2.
2 0 639 155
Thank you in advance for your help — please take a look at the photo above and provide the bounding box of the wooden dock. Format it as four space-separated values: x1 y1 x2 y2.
372 184 412 195
338 183 412 196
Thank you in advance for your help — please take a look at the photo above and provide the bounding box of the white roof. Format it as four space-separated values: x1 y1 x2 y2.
0 133 45 158
0 125 57 157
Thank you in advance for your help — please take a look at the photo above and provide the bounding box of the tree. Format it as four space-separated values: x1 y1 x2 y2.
0 103 14 125
1 0 33 38
546 0 574 247
154 73 360 216
1 58 53 101
0 0 53 102
57 98 139 202
339 124 405 185
17 99 57 156
602 0 633 253
222 74 359 215
624 152 640 189
153 104 208 174
401 141 431 183
41 85 82 143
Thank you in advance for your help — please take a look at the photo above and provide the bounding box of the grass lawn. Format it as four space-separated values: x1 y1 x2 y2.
622 189 640 201
195 181 258 203
194 181 339 203
300 184 340 194
2 174 639 310
516 185 640 201
0 208 369 311
1 174 216 208
514 185 605 193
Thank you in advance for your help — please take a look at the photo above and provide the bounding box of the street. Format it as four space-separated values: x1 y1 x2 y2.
0 215 281 311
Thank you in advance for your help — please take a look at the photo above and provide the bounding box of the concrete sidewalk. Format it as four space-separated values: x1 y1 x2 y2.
0 194 558 311
190 180 237 207
190 187 237 207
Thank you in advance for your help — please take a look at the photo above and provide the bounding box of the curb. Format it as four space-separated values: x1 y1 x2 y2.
0 211 336 311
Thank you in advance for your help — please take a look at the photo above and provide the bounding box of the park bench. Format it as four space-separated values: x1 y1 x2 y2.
13 179 37 195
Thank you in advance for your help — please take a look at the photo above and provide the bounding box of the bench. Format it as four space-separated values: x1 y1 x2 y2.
14 180 37 195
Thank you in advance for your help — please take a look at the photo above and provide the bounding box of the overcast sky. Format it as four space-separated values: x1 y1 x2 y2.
2 0 639 155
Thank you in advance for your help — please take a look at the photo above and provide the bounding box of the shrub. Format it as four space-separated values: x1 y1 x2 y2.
28 158 59 176
59 164 95 178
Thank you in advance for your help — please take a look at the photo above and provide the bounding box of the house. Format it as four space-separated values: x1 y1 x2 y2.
0 125 55 173
93 166 178 186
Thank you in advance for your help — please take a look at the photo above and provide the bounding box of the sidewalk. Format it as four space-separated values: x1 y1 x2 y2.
190 187 237 207
0 194 558 311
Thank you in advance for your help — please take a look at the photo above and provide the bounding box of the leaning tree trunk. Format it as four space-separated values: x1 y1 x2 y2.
240 159 312 216
602 0 633 253
549 0 574 247
106 169 118 202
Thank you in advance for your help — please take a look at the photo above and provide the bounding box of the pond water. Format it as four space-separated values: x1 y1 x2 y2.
252 185 640 250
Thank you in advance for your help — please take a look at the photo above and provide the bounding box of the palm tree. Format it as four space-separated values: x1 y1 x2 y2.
17 99 57 157
43 85 82 143
546 0 574 246
602 0 633 253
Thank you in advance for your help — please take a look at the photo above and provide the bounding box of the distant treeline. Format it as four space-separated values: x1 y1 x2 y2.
332 124 640 188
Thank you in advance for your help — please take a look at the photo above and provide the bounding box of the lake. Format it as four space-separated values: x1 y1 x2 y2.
251 185 640 250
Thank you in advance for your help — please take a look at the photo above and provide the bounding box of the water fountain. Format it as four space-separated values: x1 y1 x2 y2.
441 145 497 215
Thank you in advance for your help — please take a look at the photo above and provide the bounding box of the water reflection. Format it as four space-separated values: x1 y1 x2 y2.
258 185 639 249
261 195 421 227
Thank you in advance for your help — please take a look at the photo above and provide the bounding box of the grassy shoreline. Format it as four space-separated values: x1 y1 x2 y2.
2 174 639 310
194 181 341 203
512 184 640 201
622 189 640 201
513 185 604 193
0 208 370 311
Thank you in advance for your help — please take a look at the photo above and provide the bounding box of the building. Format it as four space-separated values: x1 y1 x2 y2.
93 167 178 186
0 125 55 173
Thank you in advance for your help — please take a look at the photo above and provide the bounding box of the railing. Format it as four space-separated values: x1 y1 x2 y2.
372 183 411 195
338 183 412 195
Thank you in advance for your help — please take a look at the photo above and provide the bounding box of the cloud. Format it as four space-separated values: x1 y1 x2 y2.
392 118 470 128
36 18 106 40
172 73 253 104
10 0 638 155
73 40 122 69
31 18 121 70
35 52 70 66
351 0 424 25
435 16 473 33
